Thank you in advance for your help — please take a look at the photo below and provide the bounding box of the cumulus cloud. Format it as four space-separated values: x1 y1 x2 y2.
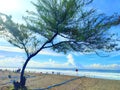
0 56 25 67
30 58 75 68
85 63 120 69
66 54 76 66
0 46 24 53
1 55 119 70
0 56 75 68
0 46 63 56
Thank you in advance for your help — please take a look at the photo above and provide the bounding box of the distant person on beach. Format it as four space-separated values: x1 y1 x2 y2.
52 71 54 74
16 68 21 73
75 69 78 72
75 69 78 76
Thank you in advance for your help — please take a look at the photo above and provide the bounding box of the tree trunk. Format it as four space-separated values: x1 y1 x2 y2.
17 36 57 87
20 57 31 87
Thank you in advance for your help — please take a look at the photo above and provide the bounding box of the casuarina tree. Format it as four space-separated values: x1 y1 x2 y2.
0 0 120 88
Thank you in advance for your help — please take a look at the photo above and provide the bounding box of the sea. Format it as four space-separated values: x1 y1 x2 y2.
0 67 120 80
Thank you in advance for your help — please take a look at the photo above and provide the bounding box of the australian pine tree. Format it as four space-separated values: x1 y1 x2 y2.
0 0 120 88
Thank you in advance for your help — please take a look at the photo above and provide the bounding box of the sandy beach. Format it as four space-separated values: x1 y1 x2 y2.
0 70 120 90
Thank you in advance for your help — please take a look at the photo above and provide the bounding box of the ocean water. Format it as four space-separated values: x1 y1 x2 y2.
1 67 120 80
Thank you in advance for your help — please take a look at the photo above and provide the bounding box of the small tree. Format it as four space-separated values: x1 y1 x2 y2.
0 0 120 88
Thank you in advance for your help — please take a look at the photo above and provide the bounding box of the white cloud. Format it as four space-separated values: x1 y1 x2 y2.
39 50 64 56
85 63 120 69
0 56 75 68
1 55 119 70
0 39 10 46
0 46 24 53
28 58 75 68
0 56 25 67
0 46 63 56
66 54 76 66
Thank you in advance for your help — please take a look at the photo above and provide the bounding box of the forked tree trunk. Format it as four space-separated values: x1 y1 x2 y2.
17 34 57 88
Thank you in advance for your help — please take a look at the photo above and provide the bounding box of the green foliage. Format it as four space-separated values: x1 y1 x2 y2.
0 13 41 57
26 0 120 53
0 0 120 87
0 0 120 55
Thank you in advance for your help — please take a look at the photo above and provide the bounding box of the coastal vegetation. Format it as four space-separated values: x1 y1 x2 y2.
0 0 120 89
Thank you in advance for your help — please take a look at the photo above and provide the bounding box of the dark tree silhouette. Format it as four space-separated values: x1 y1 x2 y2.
0 0 120 88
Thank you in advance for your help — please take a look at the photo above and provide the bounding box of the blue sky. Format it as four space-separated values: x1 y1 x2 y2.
0 0 120 70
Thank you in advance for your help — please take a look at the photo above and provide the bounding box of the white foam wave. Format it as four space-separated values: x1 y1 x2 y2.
1 67 120 80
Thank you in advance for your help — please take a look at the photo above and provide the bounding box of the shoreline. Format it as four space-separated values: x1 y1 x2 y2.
0 67 120 81
0 70 120 90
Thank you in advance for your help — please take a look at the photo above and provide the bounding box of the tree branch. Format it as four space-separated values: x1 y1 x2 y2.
44 40 88 48
21 43 29 57
30 31 58 57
